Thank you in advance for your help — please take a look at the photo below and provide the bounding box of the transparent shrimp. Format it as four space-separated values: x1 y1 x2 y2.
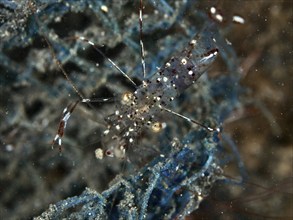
50 4 220 160
96 24 219 159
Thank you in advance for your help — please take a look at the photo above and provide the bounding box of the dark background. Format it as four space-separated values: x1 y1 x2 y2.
0 0 292 219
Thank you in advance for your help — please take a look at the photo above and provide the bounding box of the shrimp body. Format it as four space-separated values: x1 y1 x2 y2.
100 25 219 159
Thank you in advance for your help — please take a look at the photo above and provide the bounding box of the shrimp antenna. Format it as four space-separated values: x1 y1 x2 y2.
44 37 85 100
160 105 220 132
66 36 137 87
139 0 147 78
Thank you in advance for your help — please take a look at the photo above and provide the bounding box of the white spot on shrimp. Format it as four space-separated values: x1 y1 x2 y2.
190 39 197 45
143 80 148 87
181 58 187 65
101 5 108 13
88 40 95 46
215 14 223 22
63 107 68 113
210 7 216 14
201 51 218 62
